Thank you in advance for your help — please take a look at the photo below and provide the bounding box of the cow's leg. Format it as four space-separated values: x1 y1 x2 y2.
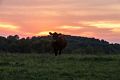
59 49 62 55
54 48 58 56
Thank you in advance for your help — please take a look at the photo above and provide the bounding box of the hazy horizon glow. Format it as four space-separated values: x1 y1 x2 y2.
0 0 120 43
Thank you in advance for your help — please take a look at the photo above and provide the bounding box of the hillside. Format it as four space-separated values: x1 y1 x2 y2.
65 35 120 54
0 35 120 54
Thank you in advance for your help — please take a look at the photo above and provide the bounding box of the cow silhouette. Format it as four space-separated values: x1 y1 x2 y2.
49 32 67 56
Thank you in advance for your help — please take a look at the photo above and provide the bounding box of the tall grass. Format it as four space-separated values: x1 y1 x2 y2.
0 53 120 80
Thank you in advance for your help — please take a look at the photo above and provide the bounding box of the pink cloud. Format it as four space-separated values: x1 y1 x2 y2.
0 0 120 43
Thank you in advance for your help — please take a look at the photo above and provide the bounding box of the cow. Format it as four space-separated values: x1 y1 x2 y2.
49 32 67 56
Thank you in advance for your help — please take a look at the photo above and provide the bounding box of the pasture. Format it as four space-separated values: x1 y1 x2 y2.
0 53 120 80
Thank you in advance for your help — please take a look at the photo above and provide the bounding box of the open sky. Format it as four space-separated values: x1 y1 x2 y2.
0 0 120 43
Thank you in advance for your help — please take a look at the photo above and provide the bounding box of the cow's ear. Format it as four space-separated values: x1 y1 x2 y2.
49 32 53 35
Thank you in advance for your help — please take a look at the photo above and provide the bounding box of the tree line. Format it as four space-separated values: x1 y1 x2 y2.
0 35 120 54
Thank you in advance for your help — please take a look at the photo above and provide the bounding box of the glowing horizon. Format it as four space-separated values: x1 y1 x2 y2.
0 0 120 43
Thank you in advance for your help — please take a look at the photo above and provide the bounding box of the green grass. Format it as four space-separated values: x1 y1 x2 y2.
0 53 120 80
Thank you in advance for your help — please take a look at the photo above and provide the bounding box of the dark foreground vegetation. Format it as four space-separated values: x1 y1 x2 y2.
0 35 120 54
0 53 120 80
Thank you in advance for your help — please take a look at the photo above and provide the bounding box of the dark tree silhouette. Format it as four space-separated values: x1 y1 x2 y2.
0 33 120 54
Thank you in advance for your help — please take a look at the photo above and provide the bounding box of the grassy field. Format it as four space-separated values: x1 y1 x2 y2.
0 53 120 80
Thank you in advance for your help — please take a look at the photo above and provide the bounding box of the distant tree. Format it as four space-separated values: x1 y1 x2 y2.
0 34 120 54
0 36 8 52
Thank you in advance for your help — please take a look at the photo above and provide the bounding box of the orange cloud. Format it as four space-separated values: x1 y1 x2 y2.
80 32 96 37
83 21 120 28
36 31 55 36
59 25 83 30
111 28 120 33
0 22 19 31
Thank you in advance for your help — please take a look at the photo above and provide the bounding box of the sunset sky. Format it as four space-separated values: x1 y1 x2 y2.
0 0 120 43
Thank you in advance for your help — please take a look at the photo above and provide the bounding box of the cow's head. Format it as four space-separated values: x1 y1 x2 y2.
49 32 62 40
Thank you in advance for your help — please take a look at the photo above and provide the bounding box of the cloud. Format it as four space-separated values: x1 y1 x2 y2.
111 28 120 33
80 32 96 37
0 22 19 30
2 0 120 7
0 0 1 2
36 31 55 36
83 21 120 28
0 0 120 43
0 21 36 37
59 25 83 30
